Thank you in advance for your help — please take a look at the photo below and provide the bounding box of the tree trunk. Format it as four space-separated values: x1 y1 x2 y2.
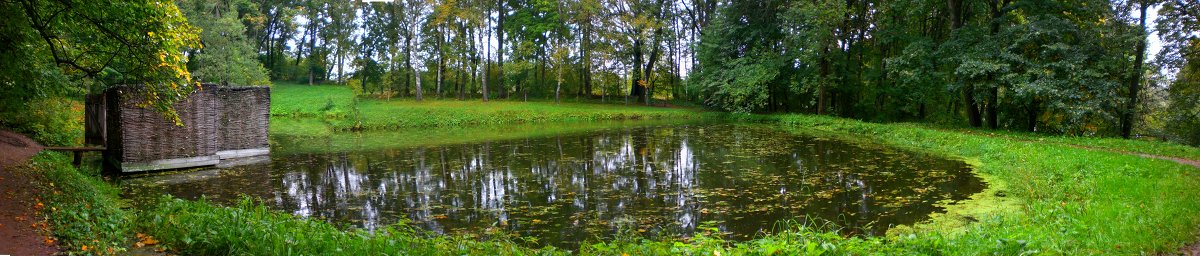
1026 99 1040 132
458 52 465 100
630 38 645 100
985 0 1011 129
336 47 343 85
642 32 663 105
581 23 592 98
404 33 413 98
1121 2 1148 139
949 0 982 127
817 46 829 115
540 55 547 98
415 69 423 101
482 19 490 102
437 27 445 99
497 0 506 99
556 61 562 102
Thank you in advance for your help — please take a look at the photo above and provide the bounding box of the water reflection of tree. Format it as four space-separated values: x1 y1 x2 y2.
258 124 981 247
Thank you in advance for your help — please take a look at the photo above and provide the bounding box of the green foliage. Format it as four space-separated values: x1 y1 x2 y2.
0 97 84 146
1163 41 1200 145
684 0 1169 136
179 0 272 86
1153 0 1200 72
691 0 794 113
0 0 202 122
26 153 132 255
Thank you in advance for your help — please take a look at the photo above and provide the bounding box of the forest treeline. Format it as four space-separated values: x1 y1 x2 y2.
0 0 1198 145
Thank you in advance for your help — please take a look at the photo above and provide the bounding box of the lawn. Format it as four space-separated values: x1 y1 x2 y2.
268 82 705 132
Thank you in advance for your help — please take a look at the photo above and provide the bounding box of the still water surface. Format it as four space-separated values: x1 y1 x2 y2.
122 123 983 248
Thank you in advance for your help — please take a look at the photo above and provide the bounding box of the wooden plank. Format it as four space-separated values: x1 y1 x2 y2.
215 148 269 160
43 147 106 168
216 155 270 168
118 155 219 173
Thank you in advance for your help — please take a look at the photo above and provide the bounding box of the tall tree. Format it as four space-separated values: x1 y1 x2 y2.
3 0 201 121
1121 0 1153 138
178 0 272 86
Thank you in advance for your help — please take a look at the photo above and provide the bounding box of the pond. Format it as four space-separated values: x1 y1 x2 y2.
121 122 984 248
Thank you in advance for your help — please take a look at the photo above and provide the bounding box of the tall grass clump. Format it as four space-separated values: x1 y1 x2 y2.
140 197 560 255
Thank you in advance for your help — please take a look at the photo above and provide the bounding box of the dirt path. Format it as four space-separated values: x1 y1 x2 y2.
0 130 58 255
1184 241 1200 256
1131 153 1200 169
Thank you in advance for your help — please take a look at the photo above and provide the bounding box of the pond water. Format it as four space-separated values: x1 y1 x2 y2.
121 123 984 248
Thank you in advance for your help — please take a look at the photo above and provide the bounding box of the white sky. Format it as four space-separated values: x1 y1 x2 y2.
1147 5 1164 72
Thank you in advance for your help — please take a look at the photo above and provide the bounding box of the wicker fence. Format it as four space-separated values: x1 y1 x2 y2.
89 85 270 172
216 87 271 152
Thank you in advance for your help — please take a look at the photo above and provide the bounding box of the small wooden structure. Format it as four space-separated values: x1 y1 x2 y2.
86 84 270 172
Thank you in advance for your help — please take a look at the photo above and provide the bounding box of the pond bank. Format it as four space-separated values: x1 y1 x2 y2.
769 115 1200 254
20 112 1200 255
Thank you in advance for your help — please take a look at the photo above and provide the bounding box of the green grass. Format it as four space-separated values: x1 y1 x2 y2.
770 115 1200 254
340 99 702 130
268 117 334 138
926 126 1200 161
268 82 356 118
269 83 704 131
1015 132 1200 160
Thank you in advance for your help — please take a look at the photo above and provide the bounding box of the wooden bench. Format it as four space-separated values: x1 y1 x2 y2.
43 147 106 168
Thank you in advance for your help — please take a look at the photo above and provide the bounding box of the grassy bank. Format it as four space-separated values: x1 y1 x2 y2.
269 83 703 131
141 198 552 255
20 153 131 255
770 115 1200 254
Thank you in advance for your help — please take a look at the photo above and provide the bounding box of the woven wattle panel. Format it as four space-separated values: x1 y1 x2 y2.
111 87 219 163
216 86 270 151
